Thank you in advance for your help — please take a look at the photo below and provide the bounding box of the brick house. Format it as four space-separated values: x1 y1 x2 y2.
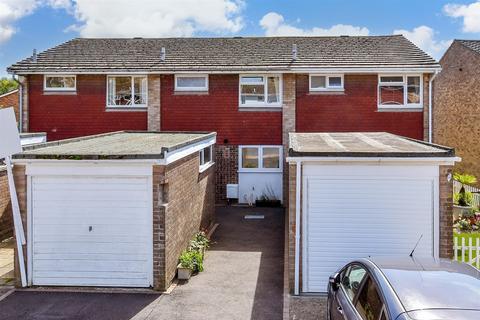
7 35 441 205
0 89 19 125
434 40 480 180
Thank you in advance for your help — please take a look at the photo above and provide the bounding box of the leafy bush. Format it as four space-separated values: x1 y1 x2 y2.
189 231 210 252
454 173 477 206
456 219 473 232
179 250 204 272
454 191 474 207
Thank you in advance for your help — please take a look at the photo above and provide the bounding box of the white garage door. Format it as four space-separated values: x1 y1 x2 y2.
31 175 152 287
302 164 438 293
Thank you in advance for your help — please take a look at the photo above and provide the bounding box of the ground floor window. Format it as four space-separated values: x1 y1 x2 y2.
199 145 214 171
239 146 282 171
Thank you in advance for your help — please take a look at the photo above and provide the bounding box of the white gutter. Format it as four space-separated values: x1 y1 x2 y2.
428 70 440 143
294 161 302 295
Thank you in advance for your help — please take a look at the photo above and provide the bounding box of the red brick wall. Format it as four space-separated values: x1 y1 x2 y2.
0 169 13 241
295 74 424 140
160 74 282 145
27 75 147 141
0 90 19 124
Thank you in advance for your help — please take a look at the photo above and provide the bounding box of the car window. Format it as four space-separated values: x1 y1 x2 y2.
355 276 385 320
341 264 367 301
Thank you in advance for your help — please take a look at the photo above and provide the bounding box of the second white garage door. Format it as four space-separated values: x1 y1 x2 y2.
31 175 152 287
302 164 438 293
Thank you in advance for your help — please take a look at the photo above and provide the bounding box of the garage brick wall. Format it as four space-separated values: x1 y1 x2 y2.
153 152 216 290
439 165 454 258
0 168 13 241
12 164 27 286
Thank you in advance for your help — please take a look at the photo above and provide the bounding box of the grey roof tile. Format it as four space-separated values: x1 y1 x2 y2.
8 35 439 73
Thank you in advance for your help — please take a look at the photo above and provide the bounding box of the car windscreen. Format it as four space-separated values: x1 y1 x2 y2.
407 309 480 320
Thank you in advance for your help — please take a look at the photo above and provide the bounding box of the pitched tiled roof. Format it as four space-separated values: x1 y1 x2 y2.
458 40 480 55
8 35 440 74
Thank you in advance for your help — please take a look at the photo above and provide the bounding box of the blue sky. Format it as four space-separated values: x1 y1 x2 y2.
1 0 480 78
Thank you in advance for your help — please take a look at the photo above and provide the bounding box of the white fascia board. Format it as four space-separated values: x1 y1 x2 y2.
164 135 216 165
25 162 154 176
12 66 441 75
286 156 461 165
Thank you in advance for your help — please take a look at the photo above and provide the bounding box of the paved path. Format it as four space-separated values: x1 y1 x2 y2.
0 206 285 320
0 238 14 286
133 206 285 320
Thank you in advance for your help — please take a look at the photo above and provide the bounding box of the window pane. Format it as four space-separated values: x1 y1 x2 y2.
311 76 326 89
355 277 383 320
241 76 264 84
328 77 342 87
341 265 367 301
379 85 404 105
46 76 75 89
380 76 404 83
407 76 421 104
241 84 265 104
242 148 259 168
108 77 132 106
177 76 206 88
262 147 280 168
133 77 147 105
267 76 280 104
203 146 212 164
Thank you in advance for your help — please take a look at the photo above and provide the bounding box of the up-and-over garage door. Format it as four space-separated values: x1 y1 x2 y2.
302 164 438 293
31 175 152 287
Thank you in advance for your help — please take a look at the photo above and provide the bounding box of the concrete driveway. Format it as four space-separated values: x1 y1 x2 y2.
0 206 285 320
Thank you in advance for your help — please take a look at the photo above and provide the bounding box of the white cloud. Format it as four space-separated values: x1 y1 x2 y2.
444 1 480 33
65 0 244 37
259 12 369 36
393 25 452 59
0 0 39 43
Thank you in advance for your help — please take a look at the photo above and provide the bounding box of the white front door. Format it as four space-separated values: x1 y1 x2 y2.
30 174 153 287
238 146 283 204
302 164 438 293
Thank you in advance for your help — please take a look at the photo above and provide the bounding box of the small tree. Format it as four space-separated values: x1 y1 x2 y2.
0 78 18 95
454 173 477 206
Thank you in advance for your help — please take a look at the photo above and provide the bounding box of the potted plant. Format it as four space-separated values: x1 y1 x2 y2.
177 250 195 280
189 231 210 256
453 173 477 220
255 185 281 207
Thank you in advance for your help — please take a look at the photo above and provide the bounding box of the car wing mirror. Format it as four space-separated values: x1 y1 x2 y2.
329 273 341 291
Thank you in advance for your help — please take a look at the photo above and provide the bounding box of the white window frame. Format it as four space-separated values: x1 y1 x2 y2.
43 75 76 92
238 145 283 173
239 74 282 107
199 145 214 172
378 74 423 109
309 74 344 92
175 74 209 92
106 75 148 108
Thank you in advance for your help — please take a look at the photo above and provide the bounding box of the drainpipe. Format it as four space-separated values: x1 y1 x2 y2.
294 161 302 295
428 70 440 143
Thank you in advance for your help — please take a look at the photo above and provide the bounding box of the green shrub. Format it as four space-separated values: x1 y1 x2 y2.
179 249 204 272
189 231 210 252
454 191 474 207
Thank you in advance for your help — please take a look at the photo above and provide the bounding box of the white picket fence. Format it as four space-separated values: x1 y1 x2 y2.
453 237 480 269
453 180 480 208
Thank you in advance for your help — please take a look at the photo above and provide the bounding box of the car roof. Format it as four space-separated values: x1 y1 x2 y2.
366 256 480 312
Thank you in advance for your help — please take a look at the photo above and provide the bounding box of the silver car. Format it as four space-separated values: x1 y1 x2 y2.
328 256 480 320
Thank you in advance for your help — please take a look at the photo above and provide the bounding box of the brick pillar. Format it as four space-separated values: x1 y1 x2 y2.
423 74 431 142
439 165 453 258
283 74 296 205
152 165 166 290
148 75 161 132
19 76 29 133
12 164 27 287
287 163 297 293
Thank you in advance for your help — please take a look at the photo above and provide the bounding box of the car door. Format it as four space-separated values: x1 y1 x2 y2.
353 275 388 320
330 264 367 320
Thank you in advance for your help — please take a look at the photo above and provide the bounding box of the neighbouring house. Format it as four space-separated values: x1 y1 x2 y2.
286 132 458 318
11 131 216 290
433 40 480 181
7 35 440 205
0 89 19 125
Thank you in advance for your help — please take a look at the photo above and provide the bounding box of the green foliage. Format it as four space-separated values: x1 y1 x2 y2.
178 249 204 272
456 219 473 232
189 231 210 252
454 173 478 186
454 191 474 207
0 78 18 96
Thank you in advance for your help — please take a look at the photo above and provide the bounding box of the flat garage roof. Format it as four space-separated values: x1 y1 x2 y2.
13 131 216 160
288 132 455 158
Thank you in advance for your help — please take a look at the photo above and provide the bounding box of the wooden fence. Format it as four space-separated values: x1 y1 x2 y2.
453 180 480 208
454 237 480 269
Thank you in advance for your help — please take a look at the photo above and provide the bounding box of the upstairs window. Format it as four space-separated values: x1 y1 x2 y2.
107 76 147 107
309 74 344 91
175 74 208 91
378 75 422 108
240 75 281 107
44 75 76 91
